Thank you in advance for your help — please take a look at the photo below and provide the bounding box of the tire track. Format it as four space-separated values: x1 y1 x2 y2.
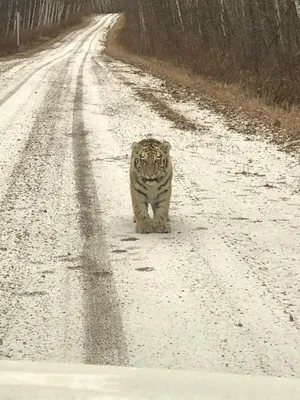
0 16 110 109
0 57 71 207
0 24 85 81
72 27 128 365
0 60 22 74
0 16 113 198
0 57 74 358
0 15 121 364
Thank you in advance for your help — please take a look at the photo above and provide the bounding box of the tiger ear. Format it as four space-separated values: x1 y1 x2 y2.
161 140 171 154
131 142 140 154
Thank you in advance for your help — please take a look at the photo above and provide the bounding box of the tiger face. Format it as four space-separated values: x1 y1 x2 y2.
131 139 171 183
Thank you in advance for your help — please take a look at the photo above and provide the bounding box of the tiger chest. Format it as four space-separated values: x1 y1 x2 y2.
144 181 159 204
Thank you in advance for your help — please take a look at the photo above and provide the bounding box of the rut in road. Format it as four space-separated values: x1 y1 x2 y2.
0 18 108 108
0 15 126 365
72 26 128 365
0 57 74 361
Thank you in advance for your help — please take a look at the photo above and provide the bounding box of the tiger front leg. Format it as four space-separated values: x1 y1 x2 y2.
130 186 153 234
134 202 153 234
152 200 171 233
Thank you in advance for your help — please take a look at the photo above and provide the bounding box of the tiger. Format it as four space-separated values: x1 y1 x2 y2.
130 138 172 234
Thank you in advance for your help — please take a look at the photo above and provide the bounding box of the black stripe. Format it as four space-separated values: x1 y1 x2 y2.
135 188 147 197
135 177 148 191
158 175 171 191
157 197 168 204
139 182 149 191
157 189 170 198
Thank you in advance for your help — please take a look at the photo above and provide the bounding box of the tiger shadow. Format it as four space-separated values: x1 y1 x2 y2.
114 215 209 239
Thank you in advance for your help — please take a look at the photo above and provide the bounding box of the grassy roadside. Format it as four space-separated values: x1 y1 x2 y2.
0 14 96 60
104 15 300 153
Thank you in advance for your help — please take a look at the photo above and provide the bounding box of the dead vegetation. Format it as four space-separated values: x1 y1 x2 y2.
135 88 198 131
105 14 300 152
120 0 300 108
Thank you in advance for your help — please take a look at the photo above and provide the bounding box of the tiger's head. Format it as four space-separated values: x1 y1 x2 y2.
131 138 171 183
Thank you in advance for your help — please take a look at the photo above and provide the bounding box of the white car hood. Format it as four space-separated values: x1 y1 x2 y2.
0 360 299 400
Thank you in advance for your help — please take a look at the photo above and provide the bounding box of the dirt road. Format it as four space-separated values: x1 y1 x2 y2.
0 14 299 378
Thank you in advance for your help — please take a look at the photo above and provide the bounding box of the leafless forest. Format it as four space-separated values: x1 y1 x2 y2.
1 0 300 106
0 0 121 53
120 0 300 106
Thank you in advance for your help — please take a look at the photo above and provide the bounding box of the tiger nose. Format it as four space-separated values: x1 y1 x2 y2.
147 165 156 177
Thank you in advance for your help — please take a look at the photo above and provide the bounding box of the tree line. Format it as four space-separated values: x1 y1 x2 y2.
2 0 300 105
0 0 122 53
120 0 300 106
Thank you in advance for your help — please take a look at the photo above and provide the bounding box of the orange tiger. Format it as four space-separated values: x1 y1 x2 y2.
130 138 172 233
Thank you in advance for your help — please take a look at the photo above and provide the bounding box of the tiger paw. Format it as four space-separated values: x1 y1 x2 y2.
135 220 153 234
153 220 171 233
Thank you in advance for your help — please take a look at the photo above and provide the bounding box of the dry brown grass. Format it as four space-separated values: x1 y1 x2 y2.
105 15 300 152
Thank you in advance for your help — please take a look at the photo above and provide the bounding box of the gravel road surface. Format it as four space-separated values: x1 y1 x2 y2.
0 14 299 379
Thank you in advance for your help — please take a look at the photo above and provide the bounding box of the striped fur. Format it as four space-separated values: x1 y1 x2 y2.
130 138 172 233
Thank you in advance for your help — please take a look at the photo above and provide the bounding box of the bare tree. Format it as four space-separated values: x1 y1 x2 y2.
121 0 300 105
0 0 124 53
